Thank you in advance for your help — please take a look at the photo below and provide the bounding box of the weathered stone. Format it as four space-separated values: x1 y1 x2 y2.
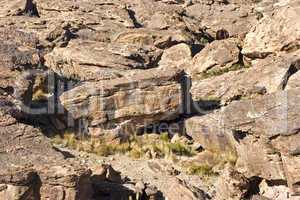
259 179 298 200
281 155 300 195
191 51 300 105
159 43 192 68
164 178 206 200
215 167 250 200
125 0 184 29
184 3 258 38
45 39 163 81
113 28 195 49
185 113 235 153
60 68 184 134
242 1 300 59
0 117 95 199
223 89 300 192
188 38 240 78
234 135 285 180
0 184 32 200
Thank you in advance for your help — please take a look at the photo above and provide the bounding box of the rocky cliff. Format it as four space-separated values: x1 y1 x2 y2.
0 0 300 199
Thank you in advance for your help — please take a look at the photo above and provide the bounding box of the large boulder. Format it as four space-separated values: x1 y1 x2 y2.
185 112 235 153
159 43 192 68
242 1 300 59
60 67 184 135
188 38 240 78
228 89 300 194
124 0 185 29
0 109 94 200
214 167 250 200
191 51 300 105
186 88 300 195
164 178 207 200
184 2 258 39
45 39 163 81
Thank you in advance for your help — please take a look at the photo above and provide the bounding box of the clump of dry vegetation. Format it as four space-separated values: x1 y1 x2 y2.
52 131 238 179
183 149 237 178
52 132 196 159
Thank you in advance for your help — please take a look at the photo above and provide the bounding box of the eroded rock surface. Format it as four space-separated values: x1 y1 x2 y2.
1 0 300 199
191 51 300 105
60 67 184 135
186 89 300 195
242 1 300 59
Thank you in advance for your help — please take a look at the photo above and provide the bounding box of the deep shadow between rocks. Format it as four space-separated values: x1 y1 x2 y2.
22 0 40 17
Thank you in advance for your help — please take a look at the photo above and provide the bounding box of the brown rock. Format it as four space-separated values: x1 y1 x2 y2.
184 3 258 39
164 178 206 200
60 67 184 134
159 43 192 68
45 39 163 81
188 38 240 78
242 1 300 59
185 113 235 153
114 28 195 49
215 167 250 200
259 179 297 200
191 51 300 105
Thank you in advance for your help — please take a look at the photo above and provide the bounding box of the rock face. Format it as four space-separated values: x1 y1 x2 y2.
215 167 250 200
60 67 184 135
191 51 300 105
1 0 300 199
159 43 192 68
242 1 300 59
185 112 236 153
186 89 300 195
45 39 163 81
164 178 207 200
184 1 258 39
188 38 240 78
0 111 94 200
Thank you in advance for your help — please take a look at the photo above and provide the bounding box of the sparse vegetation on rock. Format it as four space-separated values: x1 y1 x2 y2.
1 0 300 199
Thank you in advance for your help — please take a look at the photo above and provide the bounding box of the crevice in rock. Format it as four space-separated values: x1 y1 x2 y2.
232 130 247 143
16 71 80 136
0 86 14 96
279 59 300 90
180 72 221 118
266 179 288 187
244 176 263 199
191 43 205 57
22 0 40 17
126 8 143 28
292 181 300 192
53 146 75 159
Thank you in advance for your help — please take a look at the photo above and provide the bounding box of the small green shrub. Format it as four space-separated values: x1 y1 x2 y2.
167 142 195 157
187 163 217 177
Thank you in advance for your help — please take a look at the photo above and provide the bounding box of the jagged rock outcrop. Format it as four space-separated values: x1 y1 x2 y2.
186 88 300 195
215 167 250 200
184 1 258 39
60 67 184 135
191 51 300 105
45 39 163 81
188 38 240 78
242 0 300 59
1 0 300 199
0 110 93 199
